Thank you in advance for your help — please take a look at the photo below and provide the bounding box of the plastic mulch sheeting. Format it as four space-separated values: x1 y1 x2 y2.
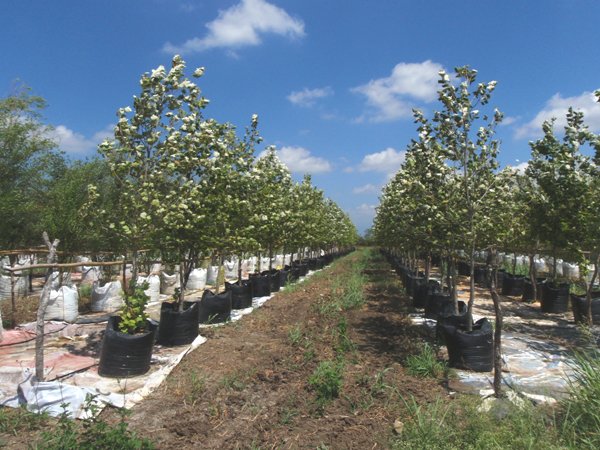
411 313 573 402
0 269 320 419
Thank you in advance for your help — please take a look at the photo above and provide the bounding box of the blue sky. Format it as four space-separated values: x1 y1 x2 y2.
2 0 600 233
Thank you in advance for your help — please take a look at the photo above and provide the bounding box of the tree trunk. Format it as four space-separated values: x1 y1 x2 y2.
35 232 60 381
450 256 458 314
466 243 475 332
586 258 599 327
238 253 243 286
269 245 273 272
489 248 503 398
425 252 431 283
529 253 537 303
10 271 17 328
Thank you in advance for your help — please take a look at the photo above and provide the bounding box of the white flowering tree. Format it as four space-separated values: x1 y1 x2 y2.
89 55 220 307
425 67 504 324
198 118 260 289
251 147 293 271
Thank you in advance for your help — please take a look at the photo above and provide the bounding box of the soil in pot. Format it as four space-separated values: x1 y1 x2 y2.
98 316 157 378
541 282 570 313
225 281 253 309
198 290 232 324
440 317 493 372
571 291 600 324
501 274 525 297
157 301 199 346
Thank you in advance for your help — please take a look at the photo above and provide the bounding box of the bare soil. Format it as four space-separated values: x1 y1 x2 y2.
110 250 446 449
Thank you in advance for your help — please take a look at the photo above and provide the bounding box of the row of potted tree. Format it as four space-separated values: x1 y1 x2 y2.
84 56 357 377
373 66 600 397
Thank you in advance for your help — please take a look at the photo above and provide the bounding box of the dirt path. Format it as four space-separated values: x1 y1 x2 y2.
120 250 445 449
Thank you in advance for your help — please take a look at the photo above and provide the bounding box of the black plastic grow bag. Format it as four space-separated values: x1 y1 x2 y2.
458 261 470 276
436 302 471 343
225 281 253 309
473 265 488 286
440 317 493 372
98 316 157 378
571 291 600 324
264 270 281 293
294 262 308 277
424 292 454 320
412 280 440 309
251 274 272 298
278 269 289 287
157 301 199 346
522 278 546 303
198 290 232 324
541 282 570 313
501 274 525 297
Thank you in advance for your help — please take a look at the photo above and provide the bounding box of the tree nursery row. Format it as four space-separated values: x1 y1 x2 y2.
372 66 600 397
0 56 358 380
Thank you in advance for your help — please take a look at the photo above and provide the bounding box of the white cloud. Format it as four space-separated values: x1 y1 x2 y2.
50 124 114 156
500 116 519 126
287 87 333 107
515 91 600 139
287 86 333 106
506 161 528 174
259 146 332 174
163 0 305 54
352 183 379 194
352 60 444 122
358 147 406 175
355 203 376 216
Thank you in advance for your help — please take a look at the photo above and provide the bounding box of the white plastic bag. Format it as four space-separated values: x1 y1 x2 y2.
45 286 79 322
0 274 28 301
160 272 180 295
91 281 123 312
187 268 207 290
137 274 160 303
206 265 219 285
224 260 238 280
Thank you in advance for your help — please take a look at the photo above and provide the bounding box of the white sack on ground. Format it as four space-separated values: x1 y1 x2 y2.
187 268 207 290
137 274 160 303
45 286 79 323
562 262 579 280
224 260 238 280
206 265 219 285
50 272 72 290
91 281 123 312
81 266 101 285
160 272 180 295
534 258 547 274
0 274 28 301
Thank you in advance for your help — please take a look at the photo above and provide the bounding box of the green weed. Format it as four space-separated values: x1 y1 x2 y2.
405 343 446 378
308 360 344 406
288 324 303 346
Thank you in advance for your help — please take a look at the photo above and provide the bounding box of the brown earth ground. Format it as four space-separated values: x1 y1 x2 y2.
106 249 446 449
2 249 585 448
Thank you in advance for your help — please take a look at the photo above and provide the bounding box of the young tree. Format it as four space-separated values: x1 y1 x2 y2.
251 147 292 271
428 66 503 327
89 55 217 310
